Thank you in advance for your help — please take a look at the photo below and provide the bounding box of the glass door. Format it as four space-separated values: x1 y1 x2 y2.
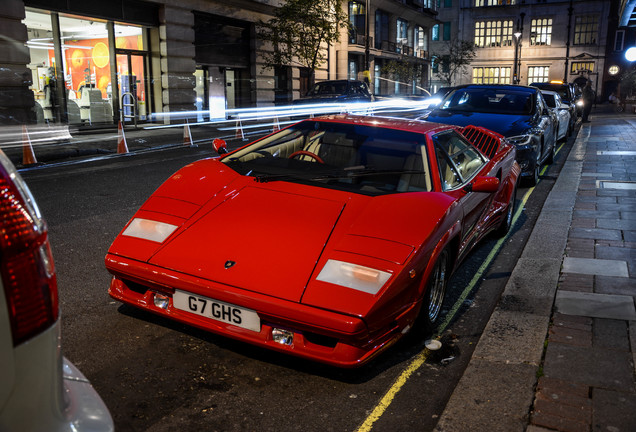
116 51 147 123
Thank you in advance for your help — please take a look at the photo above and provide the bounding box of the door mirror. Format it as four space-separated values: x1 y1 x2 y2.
464 176 500 193
213 138 228 154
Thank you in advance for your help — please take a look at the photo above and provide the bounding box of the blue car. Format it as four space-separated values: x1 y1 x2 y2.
420 84 557 186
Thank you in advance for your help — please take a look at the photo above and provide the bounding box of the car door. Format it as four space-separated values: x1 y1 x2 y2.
536 93 556 159
432 130 490 249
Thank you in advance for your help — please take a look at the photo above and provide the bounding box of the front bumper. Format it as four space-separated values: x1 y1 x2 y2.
511 143 538 177
106 254 406 368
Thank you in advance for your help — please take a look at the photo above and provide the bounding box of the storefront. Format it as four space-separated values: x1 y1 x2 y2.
23 1 158 126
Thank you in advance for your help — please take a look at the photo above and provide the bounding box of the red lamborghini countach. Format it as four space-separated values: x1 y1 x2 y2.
105 115 520 368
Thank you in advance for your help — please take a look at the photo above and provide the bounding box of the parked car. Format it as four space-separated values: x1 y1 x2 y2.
540 89 572 141
105 114 519 368
293 80 373 104
420 84 557 185
530 81 581 119
0 150 113 431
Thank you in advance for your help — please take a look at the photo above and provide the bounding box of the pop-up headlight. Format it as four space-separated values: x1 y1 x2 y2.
317 259 391 295
122 218 178 243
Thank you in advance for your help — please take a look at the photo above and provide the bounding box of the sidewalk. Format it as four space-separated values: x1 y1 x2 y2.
436 107 636 431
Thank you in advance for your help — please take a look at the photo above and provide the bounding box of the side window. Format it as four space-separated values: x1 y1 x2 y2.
434 131 486 190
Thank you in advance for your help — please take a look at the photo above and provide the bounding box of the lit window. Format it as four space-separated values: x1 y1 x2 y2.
474 20 513 48
528 66 550 84
530 18 552 46
472 67 511 84
574 15 598 45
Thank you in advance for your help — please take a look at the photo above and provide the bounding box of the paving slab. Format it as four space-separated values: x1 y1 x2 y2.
562 256 629 277
555 291 636 320
569 227 623 241
592 388 636 432
595 275 636 296
543 343 634 392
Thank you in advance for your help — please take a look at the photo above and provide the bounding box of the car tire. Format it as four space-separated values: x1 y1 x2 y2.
495 184 516 237
525 161 539 187
422 248 450 329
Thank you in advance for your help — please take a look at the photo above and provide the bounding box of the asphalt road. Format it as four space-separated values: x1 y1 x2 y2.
19 130 575 431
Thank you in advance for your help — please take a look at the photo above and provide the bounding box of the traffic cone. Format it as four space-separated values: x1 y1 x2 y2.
21 125 37 165
117 121 129 154
235 119 245 140
183 119 195 146
272 116 280 132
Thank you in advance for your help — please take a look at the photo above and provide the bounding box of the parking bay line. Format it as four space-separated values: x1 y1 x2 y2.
355 185 536 432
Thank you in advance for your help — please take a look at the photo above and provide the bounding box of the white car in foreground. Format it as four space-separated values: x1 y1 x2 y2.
0 150 113 432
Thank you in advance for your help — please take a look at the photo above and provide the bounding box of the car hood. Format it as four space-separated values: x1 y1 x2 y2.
148 185 345 303
425 110 531 137
108 159 457 315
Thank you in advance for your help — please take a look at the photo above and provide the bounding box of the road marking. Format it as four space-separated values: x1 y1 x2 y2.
355 141 566 431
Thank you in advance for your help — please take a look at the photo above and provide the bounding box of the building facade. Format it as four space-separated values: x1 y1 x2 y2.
0 0 439 128
430 0 616 99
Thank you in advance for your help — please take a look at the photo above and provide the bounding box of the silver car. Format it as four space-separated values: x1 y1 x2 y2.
0 150 114 432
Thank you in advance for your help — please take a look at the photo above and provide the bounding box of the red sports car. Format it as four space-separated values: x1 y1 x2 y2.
105 115 519 368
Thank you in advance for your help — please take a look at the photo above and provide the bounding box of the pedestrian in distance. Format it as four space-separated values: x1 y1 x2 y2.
581 80 595 122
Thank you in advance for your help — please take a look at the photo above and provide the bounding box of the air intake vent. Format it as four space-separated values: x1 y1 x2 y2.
461 125 503 159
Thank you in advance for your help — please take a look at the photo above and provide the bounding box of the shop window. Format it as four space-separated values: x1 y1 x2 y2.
24 7 152 126
274 66 291 105
115 24 144 50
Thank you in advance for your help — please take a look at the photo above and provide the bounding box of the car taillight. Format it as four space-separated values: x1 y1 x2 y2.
0 151 58 346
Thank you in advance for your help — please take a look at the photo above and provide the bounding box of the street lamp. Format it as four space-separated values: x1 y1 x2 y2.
512 13 525 84
513 31 522 84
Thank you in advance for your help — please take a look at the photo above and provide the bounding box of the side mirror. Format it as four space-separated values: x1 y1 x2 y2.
464 176 500 193
213 138 228 154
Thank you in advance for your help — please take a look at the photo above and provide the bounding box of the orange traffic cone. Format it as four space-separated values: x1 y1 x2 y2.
117 121 129 154
235 119 245 141
21 125 37 165
272 116 280 132
183 119 195 146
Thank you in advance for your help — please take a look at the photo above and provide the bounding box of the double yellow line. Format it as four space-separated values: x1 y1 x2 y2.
356 142 564 432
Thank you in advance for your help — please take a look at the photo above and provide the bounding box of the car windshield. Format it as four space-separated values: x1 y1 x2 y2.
440 88 534 115
534 84 570 102
222 121 432 195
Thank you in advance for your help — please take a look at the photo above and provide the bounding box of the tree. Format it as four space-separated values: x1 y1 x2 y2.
431 39 476 86
258 0 350 77
381 60 427 94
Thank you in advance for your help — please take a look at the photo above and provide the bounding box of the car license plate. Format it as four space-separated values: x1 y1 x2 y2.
173 290 261 332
